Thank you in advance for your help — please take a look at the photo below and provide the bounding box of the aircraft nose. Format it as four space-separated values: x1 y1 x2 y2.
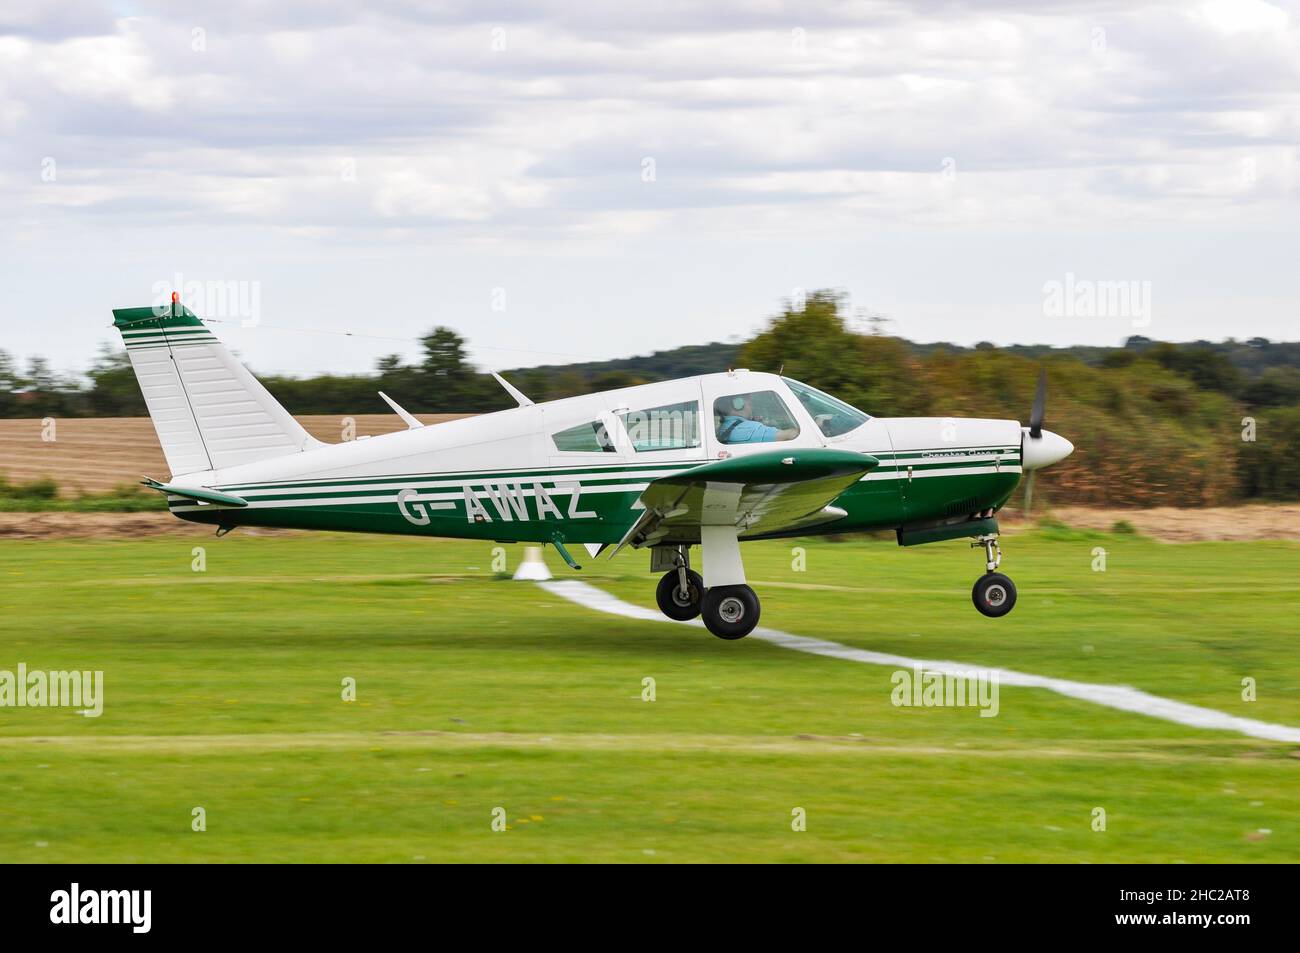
1022 429 1074 470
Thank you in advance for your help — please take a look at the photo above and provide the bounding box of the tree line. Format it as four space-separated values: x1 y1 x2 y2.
3 290 1298 504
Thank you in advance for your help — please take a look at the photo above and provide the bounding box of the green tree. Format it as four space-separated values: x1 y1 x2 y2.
739 289 928 416
1242 367 1300 408
741 290 865 400
417 327 479 411
1149 342 1243 396
589 370 647 393
20 355 80 416
85 346 147 416
0 350 21 416
1237 405 1300 499
375 353 421 406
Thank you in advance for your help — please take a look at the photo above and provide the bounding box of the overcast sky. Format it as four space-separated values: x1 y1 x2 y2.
1 0 1297 378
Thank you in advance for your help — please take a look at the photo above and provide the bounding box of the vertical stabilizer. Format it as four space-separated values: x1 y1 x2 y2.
112 297 321 477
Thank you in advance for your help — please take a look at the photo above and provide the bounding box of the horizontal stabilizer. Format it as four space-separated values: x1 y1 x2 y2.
141 477 248 507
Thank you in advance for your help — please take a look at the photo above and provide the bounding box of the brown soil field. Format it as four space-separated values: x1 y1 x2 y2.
1002 503 1300 542
0 414 470 494
0 511 258 540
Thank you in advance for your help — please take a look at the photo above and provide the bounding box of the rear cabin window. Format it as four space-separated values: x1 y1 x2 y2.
620 401 701 452
552 420 615 453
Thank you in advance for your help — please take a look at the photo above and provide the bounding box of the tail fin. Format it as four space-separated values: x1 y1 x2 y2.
112 299 322 477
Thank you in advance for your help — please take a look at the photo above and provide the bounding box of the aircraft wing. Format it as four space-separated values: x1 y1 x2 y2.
612 448 877 554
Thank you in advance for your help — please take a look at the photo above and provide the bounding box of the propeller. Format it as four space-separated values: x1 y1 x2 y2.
1023 368 1046 512
1028 367 1046 439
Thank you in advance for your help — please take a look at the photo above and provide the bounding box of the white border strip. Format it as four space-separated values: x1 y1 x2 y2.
538 580 1300 744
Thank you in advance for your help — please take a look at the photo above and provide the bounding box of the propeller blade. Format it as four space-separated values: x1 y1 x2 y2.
1023 470 1036 514
1028 367 1046 439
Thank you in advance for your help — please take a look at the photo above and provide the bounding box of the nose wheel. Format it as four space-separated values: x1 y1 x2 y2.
971 534 1017 617
972 572 1017 617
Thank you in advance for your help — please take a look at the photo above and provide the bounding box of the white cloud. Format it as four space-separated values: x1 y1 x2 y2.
1 0 1298 373
3 2 1297 229
1199 0 1289 34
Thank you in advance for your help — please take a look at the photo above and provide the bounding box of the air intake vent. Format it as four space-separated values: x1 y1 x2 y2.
942 496 980 518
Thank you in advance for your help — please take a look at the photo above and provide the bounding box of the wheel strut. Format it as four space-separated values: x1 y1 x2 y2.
972 534 1001 573
673 545 692 600
970 533 1016 617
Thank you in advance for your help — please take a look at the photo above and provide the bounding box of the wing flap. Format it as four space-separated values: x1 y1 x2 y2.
612 448 876 553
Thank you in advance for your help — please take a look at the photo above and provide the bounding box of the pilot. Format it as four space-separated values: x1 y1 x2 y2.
716 394 799 444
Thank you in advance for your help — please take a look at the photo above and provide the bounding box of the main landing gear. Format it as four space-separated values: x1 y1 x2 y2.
971 534 1017 618
701 585 760 640
652 537 762 640
654 557 704 621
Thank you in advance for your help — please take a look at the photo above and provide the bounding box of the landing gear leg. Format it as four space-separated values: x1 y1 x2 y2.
655 546 704 621
699 526 759 639
971 534 1017 618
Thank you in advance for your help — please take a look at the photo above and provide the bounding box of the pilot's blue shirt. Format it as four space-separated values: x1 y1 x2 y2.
719 416 778 443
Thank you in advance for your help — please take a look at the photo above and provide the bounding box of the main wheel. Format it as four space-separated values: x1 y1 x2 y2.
655 568 704 621
701 584 760 640
972 572 1017 617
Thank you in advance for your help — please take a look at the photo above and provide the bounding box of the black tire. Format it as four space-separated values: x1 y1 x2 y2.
701 584 760 640
972 572 1017 618
655 568 704 621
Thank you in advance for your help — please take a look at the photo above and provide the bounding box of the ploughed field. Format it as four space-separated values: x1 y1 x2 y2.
0 414 469 494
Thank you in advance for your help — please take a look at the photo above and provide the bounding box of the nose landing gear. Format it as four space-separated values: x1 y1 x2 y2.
971 534 1017 617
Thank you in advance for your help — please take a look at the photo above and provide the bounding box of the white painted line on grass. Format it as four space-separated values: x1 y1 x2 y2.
538 580 1300 745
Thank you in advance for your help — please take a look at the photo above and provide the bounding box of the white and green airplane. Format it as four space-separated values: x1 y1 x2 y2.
115 296 1074 639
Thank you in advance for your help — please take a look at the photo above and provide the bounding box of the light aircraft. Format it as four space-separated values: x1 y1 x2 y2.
114 295 1074 640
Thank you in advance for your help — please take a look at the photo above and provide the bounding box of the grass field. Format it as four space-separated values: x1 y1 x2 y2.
1 527 1298 862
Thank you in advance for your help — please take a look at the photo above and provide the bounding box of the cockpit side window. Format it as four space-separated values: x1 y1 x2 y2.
713 390 800 444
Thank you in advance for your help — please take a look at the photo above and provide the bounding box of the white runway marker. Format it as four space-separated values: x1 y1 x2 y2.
539 580 1300 745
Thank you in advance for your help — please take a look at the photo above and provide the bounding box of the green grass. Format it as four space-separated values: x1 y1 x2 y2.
0 529 1297 862
0 477 164 512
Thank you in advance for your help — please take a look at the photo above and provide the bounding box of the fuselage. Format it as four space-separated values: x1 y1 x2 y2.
164 370 1027 543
